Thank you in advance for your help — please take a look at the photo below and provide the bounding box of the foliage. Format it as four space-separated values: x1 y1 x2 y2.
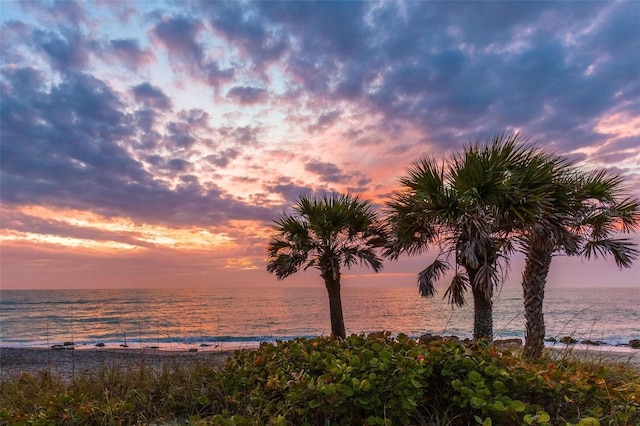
520 163 640 358
385 132 559 340
2 334 639 425
266 192 387 338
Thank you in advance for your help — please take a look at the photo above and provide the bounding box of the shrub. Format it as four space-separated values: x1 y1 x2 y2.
1 334 638 425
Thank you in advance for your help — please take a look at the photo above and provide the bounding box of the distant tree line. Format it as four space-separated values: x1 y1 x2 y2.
266 131 640 358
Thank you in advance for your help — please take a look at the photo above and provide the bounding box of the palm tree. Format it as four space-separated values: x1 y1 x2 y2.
521 167 640 358
266 192 388 339
386 132 552 341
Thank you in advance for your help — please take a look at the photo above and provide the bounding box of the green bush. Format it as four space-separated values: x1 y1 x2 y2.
1 334 638 425
217 332 431 425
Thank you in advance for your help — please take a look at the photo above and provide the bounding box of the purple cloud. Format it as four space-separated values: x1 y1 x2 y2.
305 160 350 184
227 86 268 105
108 39 155 69
151 15 204 63
132 82 173 110
32 27 92 71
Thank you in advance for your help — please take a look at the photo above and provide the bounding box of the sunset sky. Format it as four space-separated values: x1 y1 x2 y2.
1 1 639 290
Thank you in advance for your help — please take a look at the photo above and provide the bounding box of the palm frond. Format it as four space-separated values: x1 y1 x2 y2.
417 258 449 298
444 272 469 307
473 263 497 299
583 238 639 268
267 192 388 282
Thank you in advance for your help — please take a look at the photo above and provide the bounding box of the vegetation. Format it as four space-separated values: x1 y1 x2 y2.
266 193 387 338
2 334 639 425
520 166 640 358
385 132 557 341
385 131 639 353
4 134 638 425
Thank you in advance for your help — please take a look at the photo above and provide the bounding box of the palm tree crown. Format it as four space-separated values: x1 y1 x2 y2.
386 132 557 340
267 192 387 338
520 164 640 358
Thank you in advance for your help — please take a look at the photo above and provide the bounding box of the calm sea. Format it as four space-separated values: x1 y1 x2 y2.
0 287 638 351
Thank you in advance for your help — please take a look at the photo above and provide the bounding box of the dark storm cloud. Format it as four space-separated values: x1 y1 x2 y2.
132 82 173 110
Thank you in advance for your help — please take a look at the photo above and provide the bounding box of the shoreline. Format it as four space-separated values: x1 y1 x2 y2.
0 347 237 382
547 345 640 371
2 344 638 382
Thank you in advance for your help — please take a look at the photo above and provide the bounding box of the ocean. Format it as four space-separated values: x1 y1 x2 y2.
0 286 638 351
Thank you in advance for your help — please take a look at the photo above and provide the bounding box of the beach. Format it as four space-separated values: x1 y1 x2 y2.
2 344 638 384
0 347 235 382
548 345 640 372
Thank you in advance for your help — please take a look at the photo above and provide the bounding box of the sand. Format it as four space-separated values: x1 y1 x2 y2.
547 346 640 372
0 347 236 382
1 345 638 383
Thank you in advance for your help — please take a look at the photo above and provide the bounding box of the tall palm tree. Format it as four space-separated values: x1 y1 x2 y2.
266 193 387 339
386 132 552 341
521 167 640 358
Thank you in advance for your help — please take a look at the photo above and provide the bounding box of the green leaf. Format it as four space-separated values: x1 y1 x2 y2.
510 400 526 412
536 411 550 422
484 365 500 376
576 418 600 426
470 396 486 409
474 415 492 426
468 370 483 382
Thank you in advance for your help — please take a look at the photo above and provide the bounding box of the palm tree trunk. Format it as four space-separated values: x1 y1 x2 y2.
522 246 553 358
472 287 493 341
322 270 346 339
468 268 493 341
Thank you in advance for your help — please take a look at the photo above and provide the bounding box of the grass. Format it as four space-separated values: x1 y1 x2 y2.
1 334 638 425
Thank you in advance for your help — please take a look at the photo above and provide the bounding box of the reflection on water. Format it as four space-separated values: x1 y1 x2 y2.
0 286 638 349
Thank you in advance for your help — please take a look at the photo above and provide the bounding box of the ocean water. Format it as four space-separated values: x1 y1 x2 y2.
0 286 638 351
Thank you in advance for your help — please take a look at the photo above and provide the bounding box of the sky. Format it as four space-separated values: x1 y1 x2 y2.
1 1 639 290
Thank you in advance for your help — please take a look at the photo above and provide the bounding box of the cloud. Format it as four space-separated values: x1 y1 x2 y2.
265 179 314 205
150 15 204 63
1 1 639 288
227 86 268 105
201 60 235 89
204 1 288 68
32 27 92 71
21 0 88 28
0 66 275 228
307 110 341 133
132 82 173 110
305 160 350 184
205 149 240 168
108 39 155 69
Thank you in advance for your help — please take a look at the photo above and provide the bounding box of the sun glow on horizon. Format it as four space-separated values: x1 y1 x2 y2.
2 205 236 252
